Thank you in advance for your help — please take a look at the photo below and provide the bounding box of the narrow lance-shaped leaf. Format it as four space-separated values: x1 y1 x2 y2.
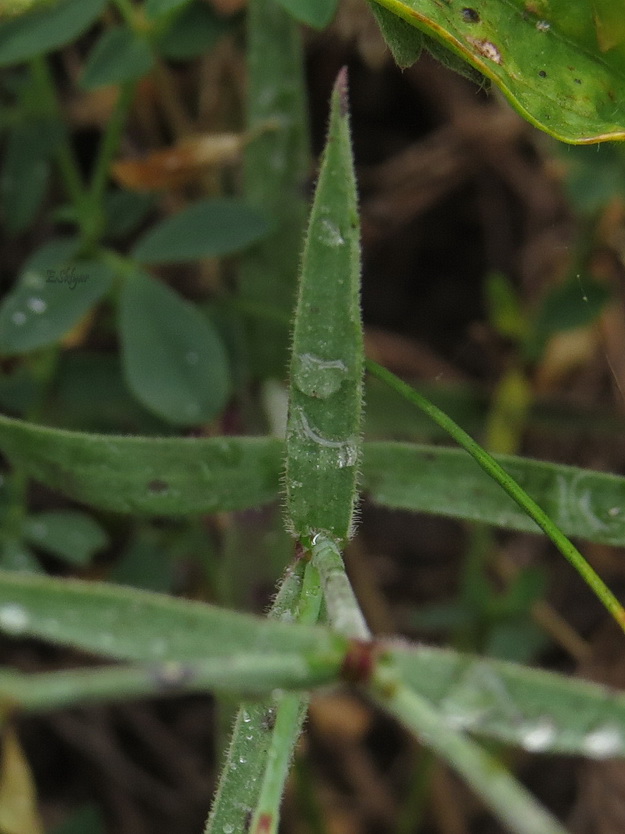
0 413 282 515
391 643 625 759
0 570 345 664
285 68 364 545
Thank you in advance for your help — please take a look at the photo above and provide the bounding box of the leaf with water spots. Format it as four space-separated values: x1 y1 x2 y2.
392 643 625 758
284 68 364 544
371 0 625 143
0 239 113 356
2 414 625 546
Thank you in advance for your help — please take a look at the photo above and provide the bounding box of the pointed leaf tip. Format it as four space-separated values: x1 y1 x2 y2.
334 66 349 116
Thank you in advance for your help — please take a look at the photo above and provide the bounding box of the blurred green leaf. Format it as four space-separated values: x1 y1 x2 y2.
132 198 270 264
527 274 610 358
22 510 108 566
119 270 231 425
0 241 114 355
155 0 231 60
145 0 192 18
274 0 338 28
0 0 106 66
80 26 154 89
368 1 423 68
102 189 155 241
240 0 310 378
0 120 62 234
560 143 625 215
111 526 174 592
49 806 104 834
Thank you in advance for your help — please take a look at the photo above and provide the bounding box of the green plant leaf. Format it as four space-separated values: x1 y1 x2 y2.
0 569 346 663
79 26 154 90
528 274 611 358
0 241 114 355
119 270 231 425
274 0 338 29
156 0 231 61
371 0 625 143
0 652 336 709
131 198 270 264
145 0 192 17
363 442 625 545
367 1 423 68
2 416 625 547
205 559 319 834
0 120 62 234
240 0 310 378
22 510 108 566
0 413 283 515
0 0 106 66
391 643 625 758
284 69 364 545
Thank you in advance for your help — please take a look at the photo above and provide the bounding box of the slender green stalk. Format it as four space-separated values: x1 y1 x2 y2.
29 55 86 215
86 80 137 238
309 533 370 640
0 653 336 713
366 359 625 634
372 666 569 834
248 561 323 834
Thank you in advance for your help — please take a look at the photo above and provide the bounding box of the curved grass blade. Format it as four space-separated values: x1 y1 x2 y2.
284 68 364 545
371 0 625 143
391 642 625 759
0 570 346 663
366 359 625 634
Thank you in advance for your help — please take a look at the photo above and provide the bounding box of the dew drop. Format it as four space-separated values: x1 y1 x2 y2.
293 353 348 399
26 296 47 314
0 603 29 635
609 507 621 517
536 19 550 31
23 270 45 290
186 351 199 365
318 218 345 248
582 724 623 758
11 311 26 326
520 718 556 752
30 521 48 538
242 710 251 723
223 825 234 834
239 756 247 764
